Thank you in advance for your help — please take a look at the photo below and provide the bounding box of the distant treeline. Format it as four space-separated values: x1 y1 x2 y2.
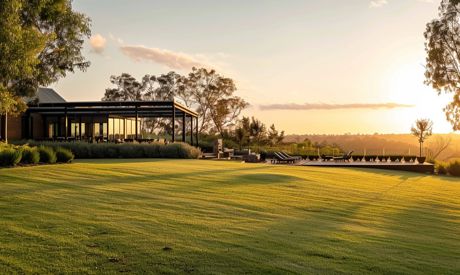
284 134 460 161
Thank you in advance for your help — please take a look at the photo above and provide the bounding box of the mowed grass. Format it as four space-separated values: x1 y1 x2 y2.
0 160 459 274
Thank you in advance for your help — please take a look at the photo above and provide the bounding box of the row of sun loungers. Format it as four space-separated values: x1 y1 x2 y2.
272 152 301 164
272 151 354 164
322 151 354 162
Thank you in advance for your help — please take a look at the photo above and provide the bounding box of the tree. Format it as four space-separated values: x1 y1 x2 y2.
1 0 91 97
234 127 248 151
209 97 248 138
411 119 434 157
102 73 145 101
187 67 247 134
102 68 248 137
426 135 452 161
249 117 266 152
234 117 250 150
267 124 285 146
0 0 91 140
0 89 27 143
424 0 460 130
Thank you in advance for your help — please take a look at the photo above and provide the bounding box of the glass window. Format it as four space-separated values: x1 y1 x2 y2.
114 118 119 139
94 123 100 136
126 120 132 137
48 123 54 138
70 123 80 138
120 119 125 139
103 123 108 138
108 118 114 140
81 123 86 137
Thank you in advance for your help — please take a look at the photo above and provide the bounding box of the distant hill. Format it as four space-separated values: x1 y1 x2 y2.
284 134 460 161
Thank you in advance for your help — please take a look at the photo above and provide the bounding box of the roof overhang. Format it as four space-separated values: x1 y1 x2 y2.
27 100 199 118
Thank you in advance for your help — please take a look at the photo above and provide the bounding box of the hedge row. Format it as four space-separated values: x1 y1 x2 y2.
0 144 74 167
25 141 202 159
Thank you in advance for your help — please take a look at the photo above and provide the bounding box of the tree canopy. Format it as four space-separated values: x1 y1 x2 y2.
102 68 248 137
425 0 460 130
411 118 433 157
0 0 91 98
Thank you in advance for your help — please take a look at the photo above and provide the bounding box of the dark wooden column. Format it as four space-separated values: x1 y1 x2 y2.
43 115 47 139
182 112 186 142
172 106 176 142
79 116 82 140
135 105 139 140
195 117 199 147
190 115 194 145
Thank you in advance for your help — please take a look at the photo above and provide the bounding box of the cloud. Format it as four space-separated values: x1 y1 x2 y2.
89 34 107 54
369 0 388 8
258 102 414 111
120 45 210 70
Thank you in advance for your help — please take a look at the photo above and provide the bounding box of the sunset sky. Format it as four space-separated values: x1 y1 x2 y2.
51 0 456 134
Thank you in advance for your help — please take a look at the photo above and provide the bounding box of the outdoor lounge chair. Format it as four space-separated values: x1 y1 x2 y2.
320 154 334 161
280 152 302 161
273 152 296 164
333 151 354 162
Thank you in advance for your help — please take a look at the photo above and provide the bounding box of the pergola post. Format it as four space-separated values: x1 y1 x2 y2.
43 116 47 139
195 117 199 147
135 105 139 140
190 115 194 146
172 105 176 142
79 116 82 140
182 112 186 143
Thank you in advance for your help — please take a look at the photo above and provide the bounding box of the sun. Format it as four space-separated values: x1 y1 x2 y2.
385 62 454 133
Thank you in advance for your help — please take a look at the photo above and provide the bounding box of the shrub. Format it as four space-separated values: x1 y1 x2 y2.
447 160 460 177
55 147 74 163
21 147 40 164
436 162 448 175
0 148 22 167
38 146 57 164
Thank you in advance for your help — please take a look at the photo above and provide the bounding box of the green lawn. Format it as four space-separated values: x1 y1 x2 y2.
0 159 459 274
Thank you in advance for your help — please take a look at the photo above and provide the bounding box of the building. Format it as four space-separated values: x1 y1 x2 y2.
0 88 199 145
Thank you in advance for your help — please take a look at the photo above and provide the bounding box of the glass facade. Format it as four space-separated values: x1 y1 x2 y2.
108 117 139 141
46 116 140 141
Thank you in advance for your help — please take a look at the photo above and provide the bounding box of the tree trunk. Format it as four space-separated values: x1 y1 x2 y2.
419 141 422 157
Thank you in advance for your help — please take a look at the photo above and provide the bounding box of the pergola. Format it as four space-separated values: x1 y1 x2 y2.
25 100 199 145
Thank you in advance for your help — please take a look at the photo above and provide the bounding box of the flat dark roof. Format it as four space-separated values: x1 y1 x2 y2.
27 100 198 118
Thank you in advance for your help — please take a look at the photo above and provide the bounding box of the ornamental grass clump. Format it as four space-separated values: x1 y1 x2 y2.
37 146 57 164
21 146 40 164
0 148 22 167
55 147 74 163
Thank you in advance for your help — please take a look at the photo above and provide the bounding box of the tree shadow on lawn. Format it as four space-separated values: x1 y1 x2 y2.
0 164 271 200
182 185 460 274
